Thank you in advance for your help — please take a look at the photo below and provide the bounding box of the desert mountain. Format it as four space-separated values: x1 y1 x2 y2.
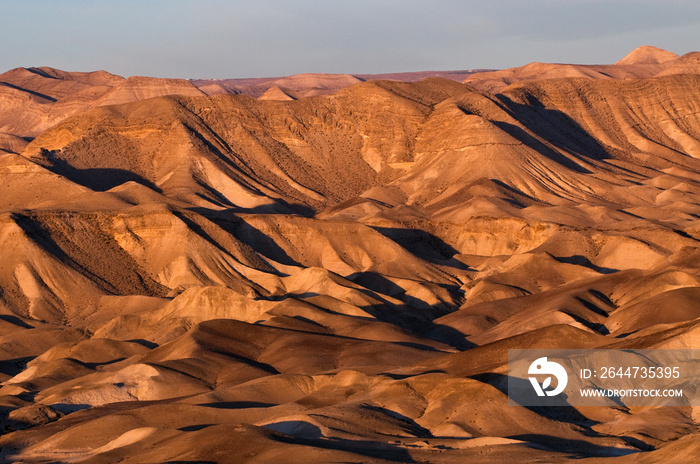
0 47 700 462
0 67 485 156
258 86 297 101
192 69 486 98
615 45 679 65
0 67 203 153
463 45 692 93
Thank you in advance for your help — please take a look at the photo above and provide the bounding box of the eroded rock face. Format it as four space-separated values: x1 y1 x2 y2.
1 50 700 462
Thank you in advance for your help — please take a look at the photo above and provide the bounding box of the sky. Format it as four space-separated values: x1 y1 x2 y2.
1 0 699 79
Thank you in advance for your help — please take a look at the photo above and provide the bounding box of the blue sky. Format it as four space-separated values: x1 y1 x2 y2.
2 0 699 78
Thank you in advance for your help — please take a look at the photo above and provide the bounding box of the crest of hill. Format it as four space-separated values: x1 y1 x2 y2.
656 51 700 76
356 70 487 82
464 46 686 93
96 76 206 106
463 62 614 93
0 67 205 140
261 73 364 98
25 67 125 86
615 45 679 65
258 86 297 101
0 67 120 141
0 67 122 101
191 70 482 98
194 73 364 99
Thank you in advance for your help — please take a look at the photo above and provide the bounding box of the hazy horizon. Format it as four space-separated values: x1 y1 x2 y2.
2 0 699 79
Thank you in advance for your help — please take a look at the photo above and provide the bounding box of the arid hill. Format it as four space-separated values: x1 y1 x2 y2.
0 47 699 463
463 45 693 93
0 67 202 153
192 69 487 98
0 67 485 156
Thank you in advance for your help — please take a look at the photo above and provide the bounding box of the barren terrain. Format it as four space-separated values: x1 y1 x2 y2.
0 46 699 462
